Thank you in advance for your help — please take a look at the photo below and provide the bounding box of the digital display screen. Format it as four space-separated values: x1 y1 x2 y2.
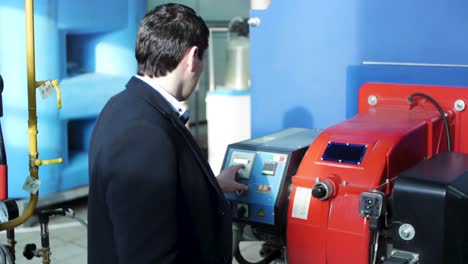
261 161 277 176
322 142 366 165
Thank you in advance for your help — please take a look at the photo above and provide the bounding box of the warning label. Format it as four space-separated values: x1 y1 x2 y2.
257 209 265 217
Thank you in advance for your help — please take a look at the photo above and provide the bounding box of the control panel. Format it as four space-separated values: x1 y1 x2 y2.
225 149 289 225
222 128 322 229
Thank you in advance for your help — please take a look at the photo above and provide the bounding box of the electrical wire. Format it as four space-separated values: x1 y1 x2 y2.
0 245 13 264
63 208 87 228
408 93 452 152
0 245 5 264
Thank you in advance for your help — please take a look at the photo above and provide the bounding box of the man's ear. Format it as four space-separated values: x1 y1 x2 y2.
186 46 199 72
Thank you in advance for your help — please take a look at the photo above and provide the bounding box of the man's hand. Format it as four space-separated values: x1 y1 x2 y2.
216 164 249 193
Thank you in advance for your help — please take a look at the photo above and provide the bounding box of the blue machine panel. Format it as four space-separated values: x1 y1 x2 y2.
223 128 322 227
225 149 289 225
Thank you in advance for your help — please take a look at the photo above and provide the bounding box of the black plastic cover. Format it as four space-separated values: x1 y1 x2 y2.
392 152 468 264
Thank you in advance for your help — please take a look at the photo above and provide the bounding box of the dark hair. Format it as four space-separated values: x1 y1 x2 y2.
135 4 209 78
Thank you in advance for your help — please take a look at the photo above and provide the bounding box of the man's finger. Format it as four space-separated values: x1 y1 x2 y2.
236 183 248 191
232 164 244 170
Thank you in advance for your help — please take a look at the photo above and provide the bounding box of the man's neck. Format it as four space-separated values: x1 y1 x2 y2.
139 73 182 101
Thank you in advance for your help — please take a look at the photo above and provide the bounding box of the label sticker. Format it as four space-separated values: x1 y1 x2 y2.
22 176 41 194
257 209 265 217
38 80 55 99
292 187 312 220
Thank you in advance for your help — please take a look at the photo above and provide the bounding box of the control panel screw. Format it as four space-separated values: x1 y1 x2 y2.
368 95 378 106
454 99 465 112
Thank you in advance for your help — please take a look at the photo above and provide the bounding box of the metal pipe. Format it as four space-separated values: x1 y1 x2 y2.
0 0 38 231
6 229 16 262
39 218 51 264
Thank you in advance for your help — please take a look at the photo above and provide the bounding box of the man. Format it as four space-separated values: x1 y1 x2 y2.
88 4 248 264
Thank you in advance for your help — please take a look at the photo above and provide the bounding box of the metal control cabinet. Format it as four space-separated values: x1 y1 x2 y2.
223 128 321 235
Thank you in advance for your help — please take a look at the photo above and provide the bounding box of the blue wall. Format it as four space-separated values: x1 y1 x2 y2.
250 0 468 137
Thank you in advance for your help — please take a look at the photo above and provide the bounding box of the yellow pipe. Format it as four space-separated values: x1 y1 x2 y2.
35 158 63 166
0 0 38 231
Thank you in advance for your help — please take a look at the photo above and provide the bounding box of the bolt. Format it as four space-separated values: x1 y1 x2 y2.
368 95 378 106
401 228 411 238
399 224 415 240
454 99 465 112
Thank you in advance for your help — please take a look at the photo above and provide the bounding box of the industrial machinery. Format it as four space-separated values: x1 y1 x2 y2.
222 127 321 263
226 83 468 264
287 83 468 264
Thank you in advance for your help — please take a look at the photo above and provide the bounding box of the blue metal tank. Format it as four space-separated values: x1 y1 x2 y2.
0 0 146 198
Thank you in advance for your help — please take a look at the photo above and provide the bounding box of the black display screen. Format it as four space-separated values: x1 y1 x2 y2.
262 161 277 176
322 142 366 165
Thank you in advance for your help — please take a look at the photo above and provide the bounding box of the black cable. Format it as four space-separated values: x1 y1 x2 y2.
0 122 5 165
408 93 452 152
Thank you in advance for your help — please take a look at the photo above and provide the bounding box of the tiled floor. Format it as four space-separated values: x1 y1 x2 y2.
0 197 286 264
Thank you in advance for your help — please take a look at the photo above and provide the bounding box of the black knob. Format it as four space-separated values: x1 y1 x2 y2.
237 206 247 218
23 243 37 260
312 185 327 199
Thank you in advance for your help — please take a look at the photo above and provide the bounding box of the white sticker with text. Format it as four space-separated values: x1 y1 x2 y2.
38 80 55 99
291 187 312 220
22 176 41 194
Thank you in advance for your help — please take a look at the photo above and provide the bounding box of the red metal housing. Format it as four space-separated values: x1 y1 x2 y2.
287 83 468 264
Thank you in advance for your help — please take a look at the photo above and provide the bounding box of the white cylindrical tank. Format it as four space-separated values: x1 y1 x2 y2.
224 35 249 90
206 90 251 174
251 0 272 10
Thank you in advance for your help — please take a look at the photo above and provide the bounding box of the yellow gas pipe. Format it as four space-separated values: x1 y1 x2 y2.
0 0 63 231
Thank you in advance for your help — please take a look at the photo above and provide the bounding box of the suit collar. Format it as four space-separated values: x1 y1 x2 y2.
125 76 178 119
134 75 189 119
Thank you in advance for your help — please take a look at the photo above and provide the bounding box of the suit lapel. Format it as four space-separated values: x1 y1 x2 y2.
125 77 225 197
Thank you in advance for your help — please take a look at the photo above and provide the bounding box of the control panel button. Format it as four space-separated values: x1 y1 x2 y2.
229 151 256 179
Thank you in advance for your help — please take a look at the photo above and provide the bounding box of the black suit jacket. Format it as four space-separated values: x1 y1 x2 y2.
88 77 232 264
